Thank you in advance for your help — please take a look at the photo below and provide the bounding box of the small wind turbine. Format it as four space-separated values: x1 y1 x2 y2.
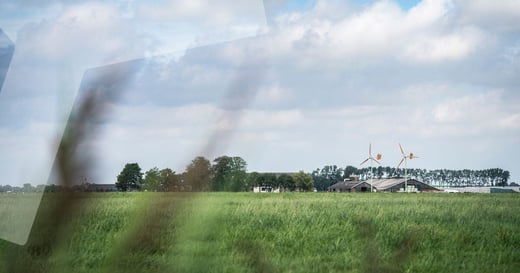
360 143 382 192
397 143 419 192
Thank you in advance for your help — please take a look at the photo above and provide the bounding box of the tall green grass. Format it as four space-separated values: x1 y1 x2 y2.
1 193 519 272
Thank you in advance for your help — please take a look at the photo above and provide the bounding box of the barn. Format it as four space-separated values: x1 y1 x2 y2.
328 181 373 192
328 178 439 193
369 178 439 192
86 183 118 192
252 185 281 193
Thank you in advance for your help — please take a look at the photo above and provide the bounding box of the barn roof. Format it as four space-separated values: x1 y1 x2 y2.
328 178 439 191
328 181 371 190
368 178 438 191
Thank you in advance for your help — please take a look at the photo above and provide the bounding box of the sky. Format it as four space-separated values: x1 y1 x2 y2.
0 0 519 186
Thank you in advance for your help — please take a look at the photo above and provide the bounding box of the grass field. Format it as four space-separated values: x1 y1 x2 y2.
1 192 519 273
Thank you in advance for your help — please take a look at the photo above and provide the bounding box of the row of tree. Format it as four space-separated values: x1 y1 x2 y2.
0 157 513 193
311 165 512 191
0 183 47 193
115 156 315 192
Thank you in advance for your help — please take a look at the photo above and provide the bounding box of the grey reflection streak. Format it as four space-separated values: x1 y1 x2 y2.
0 29 14 93
202 57 268 159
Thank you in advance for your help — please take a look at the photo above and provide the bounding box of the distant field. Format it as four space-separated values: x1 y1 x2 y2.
1 192 519 273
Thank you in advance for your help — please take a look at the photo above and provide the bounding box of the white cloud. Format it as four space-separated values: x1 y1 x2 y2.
431 91 501 124
265 0 487 65
405 0 453 28
253 84 294 107
499 113 520 130
137 0 266 26
135 0 268 55
456 0 520 32
15 2 151 66
425 90 520 138
402 27 483 63
2 0 520 184
241 109 304 129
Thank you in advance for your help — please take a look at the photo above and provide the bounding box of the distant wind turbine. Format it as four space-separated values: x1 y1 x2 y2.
397 143 419 192
360 143 382 192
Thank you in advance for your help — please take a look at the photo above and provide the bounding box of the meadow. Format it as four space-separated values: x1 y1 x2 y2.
1 192 519 273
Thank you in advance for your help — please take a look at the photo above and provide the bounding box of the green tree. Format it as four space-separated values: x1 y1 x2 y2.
311 169 328 191
185 156 212 191
262 173 278 188
312 165 343 191
211 156 248 191
343 165 359 179
293 171 314 191
116 163 143 191
247 172 261 190
160 168 178 191
143 167 162 192
278 173 295 191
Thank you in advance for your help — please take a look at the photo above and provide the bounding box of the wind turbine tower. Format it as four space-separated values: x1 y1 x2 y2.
360 143 382 192
397 143 419 192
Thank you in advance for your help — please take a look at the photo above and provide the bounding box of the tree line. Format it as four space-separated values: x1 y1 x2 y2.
115 155 314 192
311 165 512 191
0 157 514 193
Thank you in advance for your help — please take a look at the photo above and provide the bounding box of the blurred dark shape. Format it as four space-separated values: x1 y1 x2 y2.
3 58 143 272
202 59 267 158
354 217 419 273
2 34 269 271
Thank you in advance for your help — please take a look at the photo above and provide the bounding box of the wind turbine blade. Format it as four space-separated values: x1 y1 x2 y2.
360 158 369 165
372 158 381 164
397 158 405 169
399 143 404 155
369 143 372 156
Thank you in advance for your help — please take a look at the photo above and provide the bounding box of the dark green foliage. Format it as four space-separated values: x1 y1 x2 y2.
343 165 359 179
160 168 178 192
278 174 295 191
211 156 248 191
312 165 344 191
142 167 161 192
251 173 278 188
293 171 314 191
311 165 512 190
184 156 212 191
115 163 143 191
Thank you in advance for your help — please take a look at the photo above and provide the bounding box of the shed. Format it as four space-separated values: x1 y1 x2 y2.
369 178 439 192
86 183 117 192
328 181 372 192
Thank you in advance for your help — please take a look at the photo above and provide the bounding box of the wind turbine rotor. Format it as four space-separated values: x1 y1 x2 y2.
399 143 405 155
397 157 405 169
360 158 370 165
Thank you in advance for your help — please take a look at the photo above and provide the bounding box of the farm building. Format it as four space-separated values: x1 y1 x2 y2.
250 172 297 193
252 185 281 193
328 178 439 193
86 183 117 192
442 187 520 193
369 178 439 192
328 181 372 192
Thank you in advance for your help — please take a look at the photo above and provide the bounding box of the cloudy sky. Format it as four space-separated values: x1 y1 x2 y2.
1 0 519 186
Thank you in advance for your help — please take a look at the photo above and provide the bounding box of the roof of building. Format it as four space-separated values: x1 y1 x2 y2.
368 178 438 191
328 181 370 190
329 178 439 192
